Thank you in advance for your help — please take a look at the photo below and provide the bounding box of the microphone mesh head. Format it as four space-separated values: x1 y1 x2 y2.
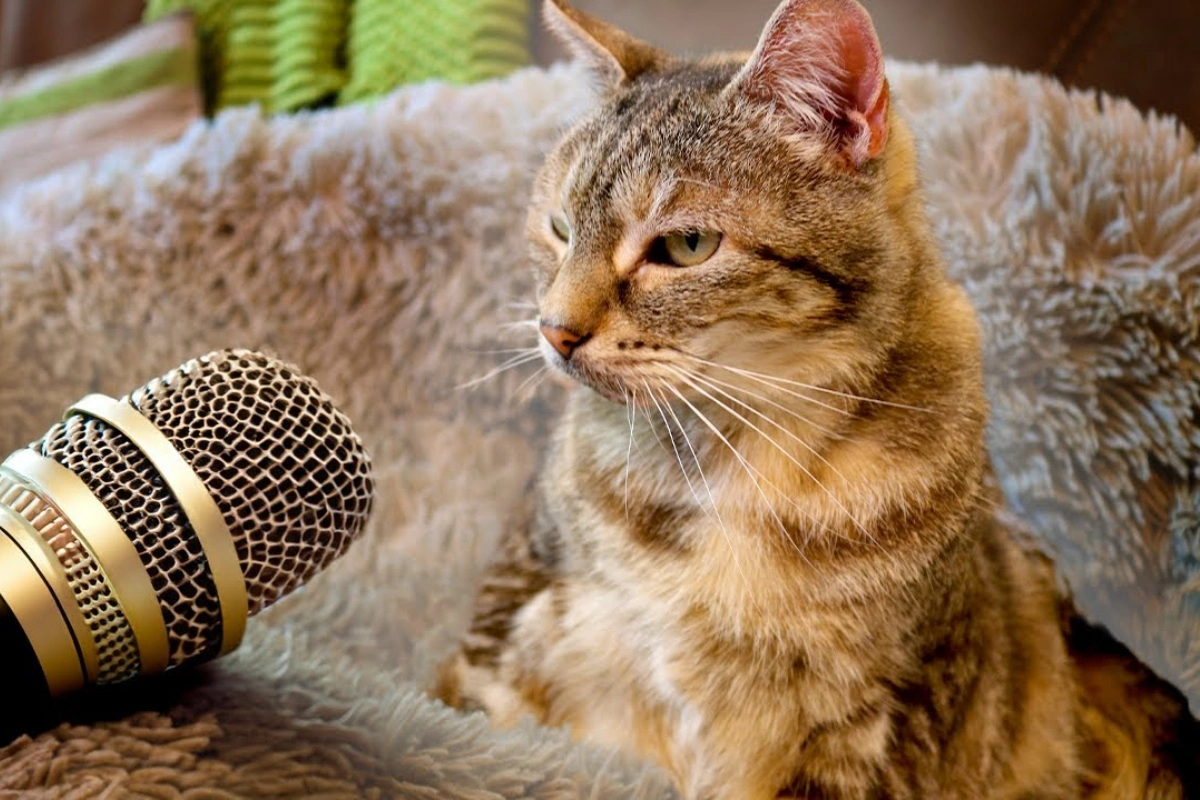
126 350 374 615
40 416 224 666
37 350 374 669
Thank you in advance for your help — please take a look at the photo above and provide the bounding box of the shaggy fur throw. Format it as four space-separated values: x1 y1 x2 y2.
0 61 1195 798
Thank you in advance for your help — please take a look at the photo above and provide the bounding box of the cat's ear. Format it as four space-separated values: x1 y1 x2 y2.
543 0 669 89
727 0 889 168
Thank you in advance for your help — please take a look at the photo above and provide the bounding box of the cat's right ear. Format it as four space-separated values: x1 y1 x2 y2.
543 0 669 89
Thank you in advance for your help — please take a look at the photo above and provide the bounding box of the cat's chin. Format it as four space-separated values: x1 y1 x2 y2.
586 382 631 405
554 362 636 405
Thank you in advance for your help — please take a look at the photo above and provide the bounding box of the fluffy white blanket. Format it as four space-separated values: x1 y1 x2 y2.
0 61 1195 797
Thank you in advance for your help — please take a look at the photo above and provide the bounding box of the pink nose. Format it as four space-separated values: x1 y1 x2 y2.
540 324 589 359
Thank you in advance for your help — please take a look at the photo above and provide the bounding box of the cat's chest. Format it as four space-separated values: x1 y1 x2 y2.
549 456 838 659
553 413 820 575
547 412 916 671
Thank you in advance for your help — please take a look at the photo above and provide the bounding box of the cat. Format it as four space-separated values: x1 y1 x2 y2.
436 0 1198 797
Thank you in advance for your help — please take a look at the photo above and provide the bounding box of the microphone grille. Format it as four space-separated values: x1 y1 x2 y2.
0 475 141 682
40 415 226 666
125 350 374 615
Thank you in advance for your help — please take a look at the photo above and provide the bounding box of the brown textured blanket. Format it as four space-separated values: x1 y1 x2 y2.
0 61 1195 798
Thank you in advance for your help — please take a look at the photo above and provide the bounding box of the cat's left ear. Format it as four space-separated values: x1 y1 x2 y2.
543 0 670 89
727 0 889 168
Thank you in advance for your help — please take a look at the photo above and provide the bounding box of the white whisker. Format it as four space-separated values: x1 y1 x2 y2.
457 350 543 390
655 384 771 620
696 371 845 440
664 376 824 538
665 383 815 569
745 368 933 413
673 176 723 191
692 359 853 417
644 380 703 509
512 365 551 401
473 346 542 356
679 351 933 413
638 385 669 453
681 368 879 549
669 365 872 541
498 318 540 333
624 389 636 521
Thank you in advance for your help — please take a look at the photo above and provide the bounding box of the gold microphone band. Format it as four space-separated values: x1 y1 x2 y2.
2 450 169 676
0 510 86 696
0 471 100 684
67 395 247 655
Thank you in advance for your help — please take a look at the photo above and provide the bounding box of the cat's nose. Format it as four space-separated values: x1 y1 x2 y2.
540 323 590 359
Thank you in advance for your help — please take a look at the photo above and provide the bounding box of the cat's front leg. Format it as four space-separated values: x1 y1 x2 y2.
432 504 558 722
434 647 550 727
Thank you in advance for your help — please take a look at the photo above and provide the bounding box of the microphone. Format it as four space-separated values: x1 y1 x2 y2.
0 349 374 736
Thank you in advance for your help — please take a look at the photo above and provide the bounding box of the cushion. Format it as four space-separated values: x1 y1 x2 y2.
0 13 202 196
144 0 531 112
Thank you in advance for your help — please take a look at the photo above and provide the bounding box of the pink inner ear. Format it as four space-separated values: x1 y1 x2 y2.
833 13 888 163
742 0 890 166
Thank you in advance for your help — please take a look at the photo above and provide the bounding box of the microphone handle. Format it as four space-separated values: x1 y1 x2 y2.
0 592 54 743
0 496 87 744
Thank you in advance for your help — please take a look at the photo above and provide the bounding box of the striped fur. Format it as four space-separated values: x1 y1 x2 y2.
436 1 1197 797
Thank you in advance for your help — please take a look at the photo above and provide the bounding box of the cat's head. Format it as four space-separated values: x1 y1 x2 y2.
529 0 933 406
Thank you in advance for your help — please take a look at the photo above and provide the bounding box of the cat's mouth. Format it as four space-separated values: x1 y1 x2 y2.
551 355 633 404
543 346 675 406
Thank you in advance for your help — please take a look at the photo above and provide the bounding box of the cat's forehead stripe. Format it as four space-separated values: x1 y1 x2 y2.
558 157 581 214
646 177 684 222
563 82 717 233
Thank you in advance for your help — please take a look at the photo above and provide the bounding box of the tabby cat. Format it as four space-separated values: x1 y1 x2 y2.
437 1 1198 797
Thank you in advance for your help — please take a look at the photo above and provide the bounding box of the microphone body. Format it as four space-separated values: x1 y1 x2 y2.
0 350 374 729
0 592 53 720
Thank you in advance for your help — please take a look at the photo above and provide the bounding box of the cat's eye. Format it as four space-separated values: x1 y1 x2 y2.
652 230 722 267
550 214 571 243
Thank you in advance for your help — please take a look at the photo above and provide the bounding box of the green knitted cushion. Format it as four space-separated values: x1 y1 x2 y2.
145 0 530 113
144 0 235 111
0 12 202 194
340 0 529 105
0 13 198 129
270 0 347 112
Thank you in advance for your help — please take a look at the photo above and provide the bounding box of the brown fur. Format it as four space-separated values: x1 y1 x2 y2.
436 1 1197 797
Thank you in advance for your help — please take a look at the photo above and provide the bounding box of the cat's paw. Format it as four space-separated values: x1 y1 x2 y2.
431 650 541 727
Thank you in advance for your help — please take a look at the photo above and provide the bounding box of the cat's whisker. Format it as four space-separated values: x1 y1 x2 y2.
669 366 871 543
457 350 543 390
722 360 932 414
693 371 846 441
680 368 879 549
675 355 854 417
678 351 934 414
627 388 648 457
497 317 540 333
665 383 815 569
512 365 551 401
637 381 669 453
683 369 845 480
655 384 771 619
644 380 704 510
473 346 542 356
624 388 636 521
669 351 852 417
